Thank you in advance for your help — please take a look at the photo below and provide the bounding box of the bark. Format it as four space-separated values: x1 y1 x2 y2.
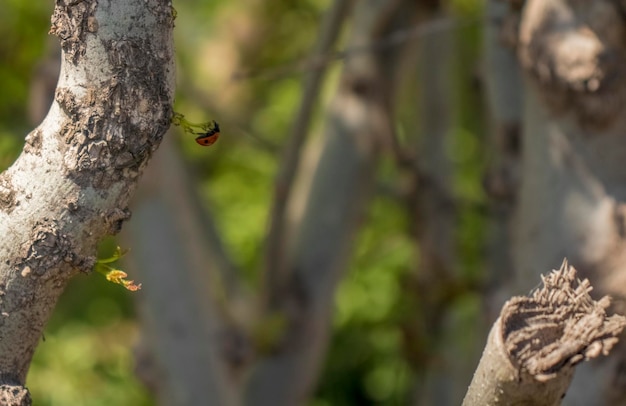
0 0 173 401
463 260 626 406
500 0 626 402
244 0 402 403
124 137 242 406
513 0 626 299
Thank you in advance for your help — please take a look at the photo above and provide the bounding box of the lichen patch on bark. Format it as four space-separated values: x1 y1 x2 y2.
15 215 97 275
50 0 98 64
15 220 78 280
54 36 172 190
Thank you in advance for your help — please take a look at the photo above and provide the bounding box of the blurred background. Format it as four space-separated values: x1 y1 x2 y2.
1 0 491 404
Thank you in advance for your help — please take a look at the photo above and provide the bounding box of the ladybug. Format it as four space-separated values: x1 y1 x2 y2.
195 121 220 146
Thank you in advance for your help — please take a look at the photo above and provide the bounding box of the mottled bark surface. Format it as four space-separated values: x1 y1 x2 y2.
0 0 174 401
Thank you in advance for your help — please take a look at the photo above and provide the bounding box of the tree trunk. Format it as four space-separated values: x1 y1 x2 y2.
463 261 626 406
508 0 626 403
0 0 174 402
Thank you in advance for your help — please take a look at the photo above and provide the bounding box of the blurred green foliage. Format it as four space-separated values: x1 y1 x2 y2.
2 0 485 404
0 1 50 132
0 1 52 167
320 195 415 405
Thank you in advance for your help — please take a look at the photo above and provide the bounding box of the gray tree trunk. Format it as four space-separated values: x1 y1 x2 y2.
0 0 174 403
507 0 626 403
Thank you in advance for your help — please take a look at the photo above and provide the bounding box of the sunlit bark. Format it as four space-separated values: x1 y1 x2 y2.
0 0 174 402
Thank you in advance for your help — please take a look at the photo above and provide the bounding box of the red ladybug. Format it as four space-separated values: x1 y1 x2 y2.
195 121 220 146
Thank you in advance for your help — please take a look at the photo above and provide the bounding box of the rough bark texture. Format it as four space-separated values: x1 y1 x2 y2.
0 0 174 400
463 261 626 406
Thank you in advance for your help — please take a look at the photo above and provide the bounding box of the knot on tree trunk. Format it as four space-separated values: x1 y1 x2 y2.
516 0 626 130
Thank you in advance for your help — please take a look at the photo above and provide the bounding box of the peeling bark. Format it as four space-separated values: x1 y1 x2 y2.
0 0 174 400
463 260 626 406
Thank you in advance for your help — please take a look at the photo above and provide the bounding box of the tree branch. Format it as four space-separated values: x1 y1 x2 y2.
0 0 174 400
463 260 626 405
